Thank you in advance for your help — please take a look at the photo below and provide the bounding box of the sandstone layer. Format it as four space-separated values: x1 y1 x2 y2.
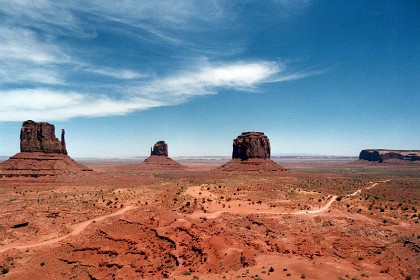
0 153 92 178
151 141 168 156
232 132 270 160
218 132 286 173
20 120 67 154
140 141 185 170
359 149 420 162
0 120 92 177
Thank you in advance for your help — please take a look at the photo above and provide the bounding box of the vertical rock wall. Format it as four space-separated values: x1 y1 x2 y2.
151 141 169 157
20 120 67 154
232 132 270 160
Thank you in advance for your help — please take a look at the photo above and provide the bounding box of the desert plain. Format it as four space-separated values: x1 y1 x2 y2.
0 158 419 280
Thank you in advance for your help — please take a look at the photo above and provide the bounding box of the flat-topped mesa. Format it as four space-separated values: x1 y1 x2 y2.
359 149 420 162
20 120 67 155
151 141 168 157
232 132 270 160
218 132 286 173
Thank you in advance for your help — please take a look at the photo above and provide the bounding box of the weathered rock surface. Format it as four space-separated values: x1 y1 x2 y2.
0 121 93 178
359 149 420 162
141 155 185 170
140 141 185 170
0 153 93 178
232 132 270 160
218 132 286 173
151 141 168 156
20 120 67 154
218 158 287 173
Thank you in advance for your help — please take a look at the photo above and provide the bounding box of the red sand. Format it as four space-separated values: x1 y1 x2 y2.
0 159 418 279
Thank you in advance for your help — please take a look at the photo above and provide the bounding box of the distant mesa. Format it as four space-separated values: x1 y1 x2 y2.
218 132 287 173
0 120 93 178
140 141 185 170
359 149 420 163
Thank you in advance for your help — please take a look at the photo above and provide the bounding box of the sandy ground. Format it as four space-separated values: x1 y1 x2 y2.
0 159 419 279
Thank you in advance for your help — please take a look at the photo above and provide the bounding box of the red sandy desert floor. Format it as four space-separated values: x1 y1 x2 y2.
0 159 419 280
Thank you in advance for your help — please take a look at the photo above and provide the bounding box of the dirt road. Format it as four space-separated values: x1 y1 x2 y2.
0 205 138 253
0 181 387 253
189 180 386 219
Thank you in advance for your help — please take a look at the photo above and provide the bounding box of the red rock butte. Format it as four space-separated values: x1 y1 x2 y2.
139 141 185 170
218 132 287 173
0 120 92 178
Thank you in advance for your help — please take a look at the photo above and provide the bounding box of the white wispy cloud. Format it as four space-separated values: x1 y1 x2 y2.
0 61 314 121
137 62 283 98
0 26 69 85
83 67 147 80
0 1 317 122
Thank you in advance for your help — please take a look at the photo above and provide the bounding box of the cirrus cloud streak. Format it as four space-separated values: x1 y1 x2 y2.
0 61 310 121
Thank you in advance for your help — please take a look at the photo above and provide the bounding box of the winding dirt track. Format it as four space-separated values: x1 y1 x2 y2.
0 205 138 253
0 180 388 253
189 180 387 219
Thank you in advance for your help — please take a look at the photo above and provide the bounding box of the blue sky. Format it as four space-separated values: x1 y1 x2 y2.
0 0 419 157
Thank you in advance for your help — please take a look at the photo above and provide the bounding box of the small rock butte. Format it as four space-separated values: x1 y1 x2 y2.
150 141 168 156
141 141 185 170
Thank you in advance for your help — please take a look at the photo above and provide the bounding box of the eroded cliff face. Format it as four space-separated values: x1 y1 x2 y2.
140 141 184 170
0 120 94 178
359 149 420 162
232 132 270 160
219 132 286 173
20 120 67 155
151 141 168 157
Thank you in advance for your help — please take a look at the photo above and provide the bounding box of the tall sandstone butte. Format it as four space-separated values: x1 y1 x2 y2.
232 132 270 160
218 132 286 172
0 120 92 178
140 141 185 170
20 120 67 154
150 141 168 156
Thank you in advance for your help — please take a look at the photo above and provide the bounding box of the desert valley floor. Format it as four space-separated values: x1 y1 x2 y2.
0 158 419 280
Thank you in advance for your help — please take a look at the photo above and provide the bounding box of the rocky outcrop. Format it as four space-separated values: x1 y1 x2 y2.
218 132 286 173
140 141 185 170
232 132 270 160
0 120 93 178
151 141 168 156
20 120 67 154
0 152 93 178
359 149 420 162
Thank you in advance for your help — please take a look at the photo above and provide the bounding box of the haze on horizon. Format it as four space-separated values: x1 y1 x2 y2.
0 1 419 158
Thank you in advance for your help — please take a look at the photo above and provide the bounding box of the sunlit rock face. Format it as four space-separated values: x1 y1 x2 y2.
232 132 270 160
20 120 67 155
